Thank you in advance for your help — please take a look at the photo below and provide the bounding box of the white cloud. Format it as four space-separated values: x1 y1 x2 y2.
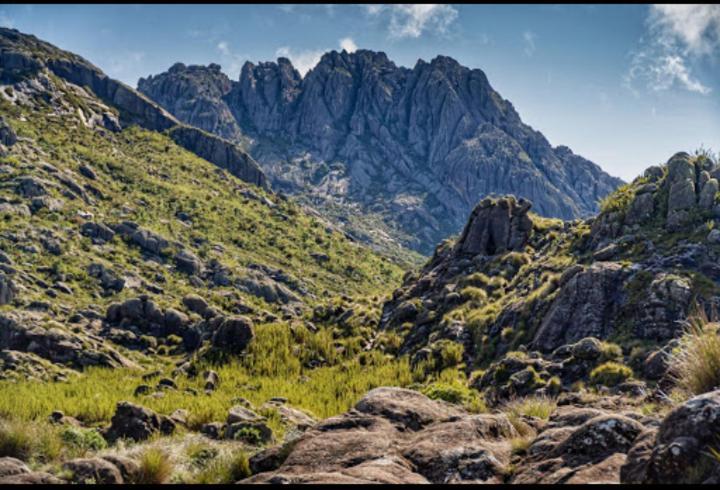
366 4 458 39
339 37 358 53
275 46 325 77
651 4 720 55
626 4 718 95
523 31 536 57
215 41 249 79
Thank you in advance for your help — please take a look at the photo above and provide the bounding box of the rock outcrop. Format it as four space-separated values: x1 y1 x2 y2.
242 387 518 484
139 51 622 254
103 401 176 443
620 389 720 484
454 196 533 256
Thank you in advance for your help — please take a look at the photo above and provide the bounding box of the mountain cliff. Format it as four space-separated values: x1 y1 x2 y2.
138 50 623 254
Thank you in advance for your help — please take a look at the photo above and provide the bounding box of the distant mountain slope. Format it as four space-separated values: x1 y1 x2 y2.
139 50 623 254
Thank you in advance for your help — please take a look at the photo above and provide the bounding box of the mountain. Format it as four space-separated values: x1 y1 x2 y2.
2 27 720 486
138 51 623 255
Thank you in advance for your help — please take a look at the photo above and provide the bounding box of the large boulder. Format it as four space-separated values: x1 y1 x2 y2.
62 458 123 484
0 117 17 147
103 401 175 443
0 274 16 305
454 196 533 256
620 389 720 484
211 316 254 354
512 407 646 484
242 387 517 484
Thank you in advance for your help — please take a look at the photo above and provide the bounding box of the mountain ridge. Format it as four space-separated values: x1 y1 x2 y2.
138 49 624 254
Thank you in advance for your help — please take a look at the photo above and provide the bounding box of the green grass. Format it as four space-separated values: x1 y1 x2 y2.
589 361 633 387
135 447 173 484
668 315 720 397
191 451 251 484
503 395 557 420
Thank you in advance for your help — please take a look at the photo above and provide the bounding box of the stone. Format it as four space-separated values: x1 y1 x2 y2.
63 457 123 484
0 117 16 147
570 337 603 360
0 457 29 478
227 405 262 425
0 274 17 305
455 196 533 256
532 263 627 352
182 293 210 317
78 164 97 180
699 178 719 209
174 249 203 275
80 221 115 242
243 387 516 484
100 455 139 484
211 316 254 354
708 229 720 244
200 422 225 440
621 389 720 483
103 401 175 443
14 176 48 197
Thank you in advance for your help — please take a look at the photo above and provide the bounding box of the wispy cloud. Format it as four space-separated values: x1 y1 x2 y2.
216 40 249 79
275 46 325 76
365 4 458 39
276 37 361 76
626 5 718 95
523 31 536 57
339 37 358 53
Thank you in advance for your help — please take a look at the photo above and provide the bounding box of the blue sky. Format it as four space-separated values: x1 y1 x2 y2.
2 4 719 181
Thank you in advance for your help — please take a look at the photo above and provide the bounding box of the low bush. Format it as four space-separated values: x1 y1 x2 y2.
589 361 633 387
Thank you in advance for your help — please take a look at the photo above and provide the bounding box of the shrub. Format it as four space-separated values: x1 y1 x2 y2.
589 362 633 387
0 420 34 460
504 395 557 421
460 286 487 304
193 452 251 484
422 382 468 404
434 340 464 370
135 447 173 484
0 420 62 462
599 341 623 360
668 316 720 396
60 427 107 454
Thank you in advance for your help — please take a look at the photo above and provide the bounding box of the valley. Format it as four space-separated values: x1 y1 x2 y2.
0 23 719 485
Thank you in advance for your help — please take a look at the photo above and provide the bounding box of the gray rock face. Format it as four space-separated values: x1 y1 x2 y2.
0 273 16 305
512 406 649 484
0 117 17 147
0 311 131 370
243 387 517 484
454 196 532 256
139 51 622 254
621 389 720 484
533 263 628 352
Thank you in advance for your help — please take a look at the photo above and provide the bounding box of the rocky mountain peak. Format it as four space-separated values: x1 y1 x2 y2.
139 46 623 255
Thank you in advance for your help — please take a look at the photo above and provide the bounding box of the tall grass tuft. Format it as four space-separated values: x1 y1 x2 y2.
668 313 720 397
135 447 173 484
